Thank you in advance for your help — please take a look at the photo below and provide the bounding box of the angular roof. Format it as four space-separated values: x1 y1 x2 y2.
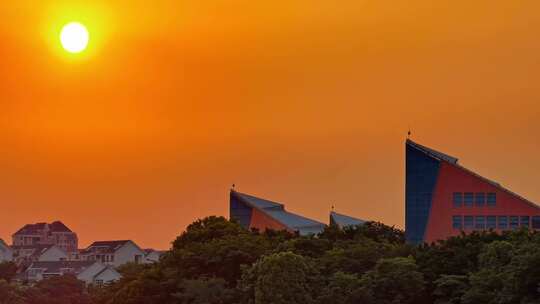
28 261 96 274
407 139 540 209
406 139 458 164
330 211 366 228
232 191 326 235
13 221 73 236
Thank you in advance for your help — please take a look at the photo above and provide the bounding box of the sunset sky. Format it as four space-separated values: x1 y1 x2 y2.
2 1 540 249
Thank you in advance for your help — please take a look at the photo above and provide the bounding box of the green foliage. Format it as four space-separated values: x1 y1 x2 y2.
0 262 17 282
8 216 540 304
360 257 426 304
25 275 90 304
240 252 318 304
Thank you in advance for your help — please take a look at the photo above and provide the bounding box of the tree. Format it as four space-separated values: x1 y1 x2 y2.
433 275 468 304
0 262 17 282
240 252 318 304
25 275 90 304
316 272 373 304
0 279 24 304
360 257 425 304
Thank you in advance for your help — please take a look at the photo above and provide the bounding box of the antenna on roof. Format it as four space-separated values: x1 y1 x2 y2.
231 183 236 191
331 203 335 211
407 127 412 139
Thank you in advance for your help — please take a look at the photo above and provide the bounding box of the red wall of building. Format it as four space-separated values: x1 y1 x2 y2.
424 162 540 243
249 208 291 233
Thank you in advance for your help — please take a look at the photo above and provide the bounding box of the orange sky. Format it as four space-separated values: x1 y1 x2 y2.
2 1 540 249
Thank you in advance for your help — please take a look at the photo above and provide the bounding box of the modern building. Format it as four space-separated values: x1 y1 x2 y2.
12 221 78 253
24 260 121 285
79 240 146 267
0 239 13 262
406 139 540 244
329 211 366 229
230 190 327 235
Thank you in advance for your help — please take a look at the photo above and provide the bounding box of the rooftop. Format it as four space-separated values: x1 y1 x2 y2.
232 191 326 235
330 211 366 228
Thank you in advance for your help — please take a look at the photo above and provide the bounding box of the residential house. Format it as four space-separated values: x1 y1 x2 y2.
0 239 13 262
80 240 146 267
144 249 165 263
12 244 68 265
12 221 78 253
25 260 121 285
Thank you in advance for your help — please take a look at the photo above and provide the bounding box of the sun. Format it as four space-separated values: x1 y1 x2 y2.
60 22 89 53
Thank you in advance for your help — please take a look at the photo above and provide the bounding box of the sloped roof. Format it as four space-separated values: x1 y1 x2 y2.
49 221 73 232
330 211 366 228
28 261 96 274
12 244 66 260
86 240 130 253
406 139 458 164
13 221 73 236
407 139 540 210
232 191 326 235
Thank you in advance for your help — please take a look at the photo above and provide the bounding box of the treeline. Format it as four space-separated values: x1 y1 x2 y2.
2 216 540 304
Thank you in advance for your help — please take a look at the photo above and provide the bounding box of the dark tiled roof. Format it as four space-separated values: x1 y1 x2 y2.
86 240 130 253
28 261 96 274
232 191 326 235
13 221 73 236
49 221 73 232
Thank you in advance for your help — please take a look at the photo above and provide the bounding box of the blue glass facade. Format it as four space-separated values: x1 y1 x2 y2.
406 143 441 244
229 193 253 229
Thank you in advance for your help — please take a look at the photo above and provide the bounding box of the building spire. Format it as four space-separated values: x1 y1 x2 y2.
407 127 412 139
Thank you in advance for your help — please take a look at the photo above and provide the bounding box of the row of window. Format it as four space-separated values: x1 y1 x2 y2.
452 215 540 230
453 192 496 207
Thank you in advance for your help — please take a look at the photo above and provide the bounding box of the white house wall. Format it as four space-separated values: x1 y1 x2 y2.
0 244 13 262
94 267 122 284
38 246 68 261
113 242 145 267
77 262 106 284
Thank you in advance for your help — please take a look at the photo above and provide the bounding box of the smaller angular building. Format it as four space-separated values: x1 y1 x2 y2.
230 190 326 235
330 211 366 228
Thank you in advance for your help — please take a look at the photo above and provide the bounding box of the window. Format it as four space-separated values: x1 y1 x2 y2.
464 216 474 229
475 216 485 229
453 192 463 207
521 216 530 228
487 193 496 206
486 216 496 229
533 216 540 229
475 193 485 207
510 216 519 230
498 216 508 229
464 193 474 207
452 216 462 229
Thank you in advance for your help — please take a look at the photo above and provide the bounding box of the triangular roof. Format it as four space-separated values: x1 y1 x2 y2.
407 139 540 210
232 191 326 235
406 139 458 164
330 211 366 228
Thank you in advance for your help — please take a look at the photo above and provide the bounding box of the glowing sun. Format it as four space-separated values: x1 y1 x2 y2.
60 22 89 53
